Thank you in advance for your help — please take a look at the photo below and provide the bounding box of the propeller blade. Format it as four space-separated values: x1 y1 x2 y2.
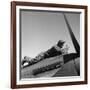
63 13 80 54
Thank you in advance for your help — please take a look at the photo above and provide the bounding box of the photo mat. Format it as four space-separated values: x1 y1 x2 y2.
17 6 84 84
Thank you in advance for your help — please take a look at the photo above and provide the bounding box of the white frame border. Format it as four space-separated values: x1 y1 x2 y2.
16 6 85 85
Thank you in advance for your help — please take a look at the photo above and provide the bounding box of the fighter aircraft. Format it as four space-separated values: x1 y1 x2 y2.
21 13 80 78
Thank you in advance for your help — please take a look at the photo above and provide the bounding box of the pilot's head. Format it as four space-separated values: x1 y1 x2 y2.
57 40 65 48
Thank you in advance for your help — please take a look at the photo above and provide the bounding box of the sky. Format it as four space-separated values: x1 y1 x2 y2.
20 10 80 58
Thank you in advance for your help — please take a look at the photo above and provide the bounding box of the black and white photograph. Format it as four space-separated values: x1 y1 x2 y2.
20 10 80 78
11 1 87 88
